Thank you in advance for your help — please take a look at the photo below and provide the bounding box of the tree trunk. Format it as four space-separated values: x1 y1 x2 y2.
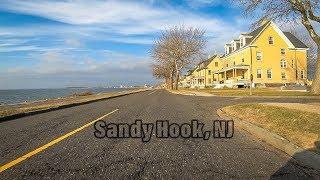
175 70 179 90
169 70 174 90
165 78 169 89
311 46 320 94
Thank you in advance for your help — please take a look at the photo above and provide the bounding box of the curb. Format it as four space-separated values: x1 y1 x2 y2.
168 89 320 99
217 108 320 171
0 89 150 122
218 95 320 99
167 89 214 97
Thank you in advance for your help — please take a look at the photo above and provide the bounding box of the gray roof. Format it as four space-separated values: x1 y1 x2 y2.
224 21 308 57
223 22 270 56
245 21 271 45
197 55 217 71
283 32 308 48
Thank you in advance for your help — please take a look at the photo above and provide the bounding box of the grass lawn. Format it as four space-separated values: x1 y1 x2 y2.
222 104 320 154
180 88 313 96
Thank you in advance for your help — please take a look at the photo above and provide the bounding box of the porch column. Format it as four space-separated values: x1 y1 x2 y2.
235 68 237 80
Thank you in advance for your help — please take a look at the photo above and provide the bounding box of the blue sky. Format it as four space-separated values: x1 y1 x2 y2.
0 0 253 89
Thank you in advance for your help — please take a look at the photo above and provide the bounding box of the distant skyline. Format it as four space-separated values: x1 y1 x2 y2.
0 0 304 89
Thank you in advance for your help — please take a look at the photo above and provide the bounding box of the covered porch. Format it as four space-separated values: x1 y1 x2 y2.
191 76 206 88
213 65 250 88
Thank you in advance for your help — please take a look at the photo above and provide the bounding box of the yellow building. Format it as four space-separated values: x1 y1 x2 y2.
183 55 220 88
182 21 308 88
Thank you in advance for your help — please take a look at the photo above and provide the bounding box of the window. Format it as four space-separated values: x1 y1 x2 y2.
281 72 286 79
208 78 212 84
208 70 211 75
291 60 294 68
240 38 244 47
300 70 304 79
281 49 285 55
256 52 262 61
257 69 262 79
280 59 287 68
233 61 236 65
215 62 218 67
242 58 245 63
241 71 245 79
226 63 228 67
268 36 274 45
267 69 272 79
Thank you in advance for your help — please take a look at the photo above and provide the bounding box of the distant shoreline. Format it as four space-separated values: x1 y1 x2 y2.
0 88 148 120
0 87 140 106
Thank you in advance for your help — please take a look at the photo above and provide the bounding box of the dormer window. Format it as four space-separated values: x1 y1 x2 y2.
224 44 231 54
268 36 274 45
240 38 244 47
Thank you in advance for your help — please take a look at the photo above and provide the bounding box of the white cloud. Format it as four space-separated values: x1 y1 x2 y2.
65 39 82 47
6 50 151 75
0 0 246 50
1 50 154 88
0 0 241 36
0 0 250 88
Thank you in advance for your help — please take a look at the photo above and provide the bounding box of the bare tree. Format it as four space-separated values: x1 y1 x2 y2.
238 0 320 94
151 39 176 89
151 63 175 89
151 26 207 90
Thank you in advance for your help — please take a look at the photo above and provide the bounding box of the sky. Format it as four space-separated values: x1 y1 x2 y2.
0 0 262 89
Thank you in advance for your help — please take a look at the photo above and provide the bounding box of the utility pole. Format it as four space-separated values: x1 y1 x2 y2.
249 46 253 96
250 74 253 96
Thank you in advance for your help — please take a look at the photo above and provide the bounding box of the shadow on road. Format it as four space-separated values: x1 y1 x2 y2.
270 141 320 179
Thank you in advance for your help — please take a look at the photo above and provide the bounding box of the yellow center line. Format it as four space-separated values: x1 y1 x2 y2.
0 109 119 173
148 90 157 95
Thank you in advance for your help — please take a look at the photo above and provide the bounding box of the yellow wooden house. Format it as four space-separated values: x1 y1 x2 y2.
181 20 308 88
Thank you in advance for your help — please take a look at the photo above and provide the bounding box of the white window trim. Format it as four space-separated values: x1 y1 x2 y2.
280 59 287 68
257 69 262 79
281 48 285 55
268 36 274 45
267 69 272 79
300 70 304 79
281 72 287 79
256 51 262 61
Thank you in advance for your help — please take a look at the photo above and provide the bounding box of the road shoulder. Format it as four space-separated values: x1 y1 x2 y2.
217 105 320 171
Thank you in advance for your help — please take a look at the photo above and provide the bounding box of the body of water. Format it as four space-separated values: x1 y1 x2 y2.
0 87 126 105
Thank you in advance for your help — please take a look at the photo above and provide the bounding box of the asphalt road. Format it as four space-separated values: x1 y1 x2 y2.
0 89 319 179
